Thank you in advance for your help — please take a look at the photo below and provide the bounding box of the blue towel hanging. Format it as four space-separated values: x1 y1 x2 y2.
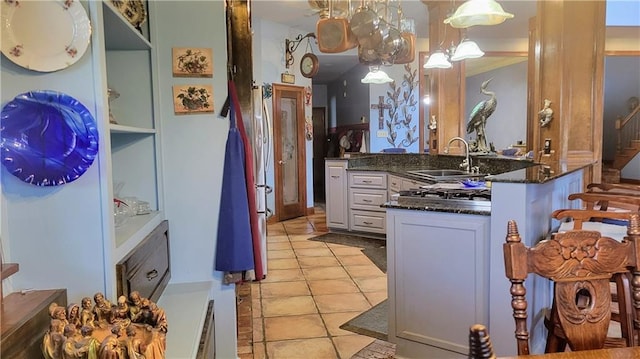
215 94 255 273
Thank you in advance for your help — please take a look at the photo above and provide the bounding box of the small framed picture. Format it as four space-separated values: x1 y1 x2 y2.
172 85 214 114
172 47 213 77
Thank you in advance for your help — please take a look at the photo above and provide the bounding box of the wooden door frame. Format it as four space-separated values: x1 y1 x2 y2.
272 83 307 222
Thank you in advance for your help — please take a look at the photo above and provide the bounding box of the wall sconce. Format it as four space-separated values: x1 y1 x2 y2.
285 32 316 69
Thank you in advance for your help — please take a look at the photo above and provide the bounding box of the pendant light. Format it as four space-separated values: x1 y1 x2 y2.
450 39 484 61
361 65 394 84
423 50 452 69
444 0 514 28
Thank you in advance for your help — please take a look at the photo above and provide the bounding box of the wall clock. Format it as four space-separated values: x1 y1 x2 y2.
300 53 319 78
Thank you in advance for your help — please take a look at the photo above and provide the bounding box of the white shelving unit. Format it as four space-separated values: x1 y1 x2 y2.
91 0 164 299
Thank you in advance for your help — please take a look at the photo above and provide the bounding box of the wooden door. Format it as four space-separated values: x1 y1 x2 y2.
273 84 307 221
312 107 326 203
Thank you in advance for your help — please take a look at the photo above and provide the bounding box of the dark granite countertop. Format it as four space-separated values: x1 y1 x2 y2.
382 201 491 216
327 153 593 185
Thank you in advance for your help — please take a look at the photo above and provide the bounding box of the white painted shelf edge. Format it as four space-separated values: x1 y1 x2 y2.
114 211 164 258
157 281 213 359
110 124 156 134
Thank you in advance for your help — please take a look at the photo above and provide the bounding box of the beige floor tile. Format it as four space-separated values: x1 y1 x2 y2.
363 291 388 306
332 335 376 359
262 296 318 317
261 281 311 298
253 342 266 359
261 268 305 283
321 311 363 336
269 241 293 251
291 240 328 249
266 338 338 359
353 277 388 293
314 293 371 313
303 266 350 281
294 247 335 257
253 317 264 342
264 314 328 341
267 249 296 259
289 234 318 241
252 298 262 318
337 254 377 266
330 245 367 256
267 235 290 243
268 258 300 270
307 279 360 295
298 256 341 268
344 264 386 278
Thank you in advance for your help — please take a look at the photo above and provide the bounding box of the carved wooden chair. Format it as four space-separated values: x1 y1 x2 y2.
567 192 640 212
468 324 496 359
503 213 640 355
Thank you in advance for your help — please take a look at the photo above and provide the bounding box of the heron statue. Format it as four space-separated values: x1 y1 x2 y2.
466 78 496 153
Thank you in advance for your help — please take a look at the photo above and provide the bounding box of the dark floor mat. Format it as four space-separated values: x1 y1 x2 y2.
339 299 388 341
308 232 386 273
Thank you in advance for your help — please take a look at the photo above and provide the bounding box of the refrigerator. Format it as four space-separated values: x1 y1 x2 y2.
251 85 272 277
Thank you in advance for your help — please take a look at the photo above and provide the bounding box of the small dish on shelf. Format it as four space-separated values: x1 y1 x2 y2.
110 0 146 32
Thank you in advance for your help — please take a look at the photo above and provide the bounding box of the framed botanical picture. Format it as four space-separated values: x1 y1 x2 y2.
172 47 213 77
172 85 214 114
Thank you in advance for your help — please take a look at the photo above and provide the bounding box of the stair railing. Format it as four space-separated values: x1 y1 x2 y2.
616 101 640 152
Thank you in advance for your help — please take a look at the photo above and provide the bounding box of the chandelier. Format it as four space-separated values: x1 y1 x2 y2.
310 0 416 67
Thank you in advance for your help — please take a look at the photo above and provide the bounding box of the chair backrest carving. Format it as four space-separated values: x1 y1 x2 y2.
503 213 640 355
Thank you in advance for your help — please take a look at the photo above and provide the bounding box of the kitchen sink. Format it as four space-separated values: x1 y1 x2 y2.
406 169 487 181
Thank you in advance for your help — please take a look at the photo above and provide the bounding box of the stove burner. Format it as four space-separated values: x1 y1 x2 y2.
398 187 492 201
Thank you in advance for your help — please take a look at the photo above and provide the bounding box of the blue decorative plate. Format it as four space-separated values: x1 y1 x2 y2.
462 179 486 188
1 90 99 186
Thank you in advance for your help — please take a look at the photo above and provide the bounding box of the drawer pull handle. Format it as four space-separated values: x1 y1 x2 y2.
362 180 372 183
362 199 373 203
363 221 373 225
331 175 339 178
146 269 158 281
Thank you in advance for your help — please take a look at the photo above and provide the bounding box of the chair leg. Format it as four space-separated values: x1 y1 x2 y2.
614 272 635 347
544 305 567 353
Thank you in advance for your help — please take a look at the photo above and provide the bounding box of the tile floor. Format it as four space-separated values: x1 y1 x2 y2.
237 207 394 359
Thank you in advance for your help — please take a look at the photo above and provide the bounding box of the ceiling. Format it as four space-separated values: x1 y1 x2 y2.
251 0 536 84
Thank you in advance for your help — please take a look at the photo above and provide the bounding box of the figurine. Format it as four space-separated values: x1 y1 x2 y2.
538 99 553 127
61 325 83 359
43 319 66 359
466 78 497 153
110 296 131 327
92 292 113 326
76 326 100 359
98 325 127 359
80 297 96 328
67 303 82 329
125 326 145 359
428 115 437 131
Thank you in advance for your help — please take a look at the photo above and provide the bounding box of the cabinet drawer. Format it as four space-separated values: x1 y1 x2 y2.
388 175 402 192
117 220 171 303
349 172 387 189
350 210 386 234
350 188 387 211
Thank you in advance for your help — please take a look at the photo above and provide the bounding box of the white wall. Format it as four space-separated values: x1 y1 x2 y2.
153 2 237 358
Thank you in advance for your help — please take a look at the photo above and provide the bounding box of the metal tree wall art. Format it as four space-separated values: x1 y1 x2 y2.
386 64 418 148
466 78 497 153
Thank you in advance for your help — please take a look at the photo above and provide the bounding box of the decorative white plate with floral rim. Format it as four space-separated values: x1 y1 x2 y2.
1 0 91 72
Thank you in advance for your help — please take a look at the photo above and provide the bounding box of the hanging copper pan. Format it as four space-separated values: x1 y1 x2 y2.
316 0 357 53
394 32 415 64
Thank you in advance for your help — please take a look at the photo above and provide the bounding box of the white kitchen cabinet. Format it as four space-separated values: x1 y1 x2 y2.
386 208 490 358
348 171 387 235
325 160 349 230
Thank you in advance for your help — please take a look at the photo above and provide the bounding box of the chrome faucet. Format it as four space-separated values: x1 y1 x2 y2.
444 137 472 173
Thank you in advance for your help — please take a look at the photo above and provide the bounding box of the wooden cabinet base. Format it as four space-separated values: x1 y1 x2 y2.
1 289 67 359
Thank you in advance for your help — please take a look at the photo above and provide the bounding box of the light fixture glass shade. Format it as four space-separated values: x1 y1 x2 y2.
423 51 452 69
361 66 394 84
450 39 485 61
444 0 514 28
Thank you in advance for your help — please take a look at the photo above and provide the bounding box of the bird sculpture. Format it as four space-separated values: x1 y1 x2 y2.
466 78 496 153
